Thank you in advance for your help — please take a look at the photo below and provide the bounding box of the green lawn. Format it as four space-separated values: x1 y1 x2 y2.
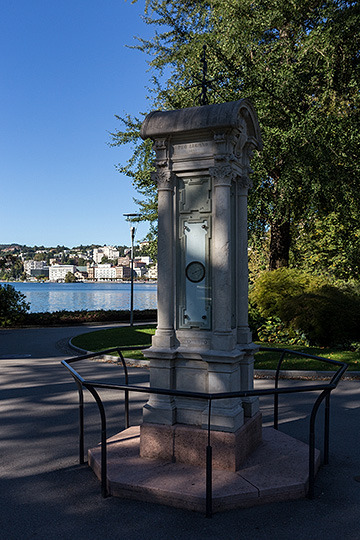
71 325 156 360
254 343 358 371
71 324 360 371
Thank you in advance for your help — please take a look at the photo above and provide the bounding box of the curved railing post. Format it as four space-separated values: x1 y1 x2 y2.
274 350 286 430
85 384 108 498
308 388 331 499
117 349 130 429
73 378 85 465
324 392 331 465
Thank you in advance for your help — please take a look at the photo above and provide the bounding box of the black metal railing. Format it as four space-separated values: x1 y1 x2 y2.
61 346 347 517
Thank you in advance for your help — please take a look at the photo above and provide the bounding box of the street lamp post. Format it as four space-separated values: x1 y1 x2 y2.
123 213 141 326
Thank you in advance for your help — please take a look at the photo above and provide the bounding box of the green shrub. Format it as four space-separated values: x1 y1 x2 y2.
250 268 360 346
248 300 266 340
257 316 309 346
0 284 30 326
279 285 360 346
249 267 325 318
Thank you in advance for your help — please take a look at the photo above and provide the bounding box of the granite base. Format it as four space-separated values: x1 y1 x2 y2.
88 425 320 514
140 412 262 471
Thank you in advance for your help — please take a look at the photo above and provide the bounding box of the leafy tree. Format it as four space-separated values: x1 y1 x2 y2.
35 274 48 281
291 212 360 280
64 272 77 283
33 252 46 261
0 254 24 280
139 230 158 262
110 115 157 246
117 245 128 257
111 0 360 271
0 284 30 326
249 267 360 345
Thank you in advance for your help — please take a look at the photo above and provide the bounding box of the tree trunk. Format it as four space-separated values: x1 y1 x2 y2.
269 219 291 270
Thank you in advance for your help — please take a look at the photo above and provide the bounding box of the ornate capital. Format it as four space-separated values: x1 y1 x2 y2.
209 165 234 187
238 174 253 191
152 165 174 191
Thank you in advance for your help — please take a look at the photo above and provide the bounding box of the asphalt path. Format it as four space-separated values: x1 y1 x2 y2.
0 325 359 540
0 323 124 359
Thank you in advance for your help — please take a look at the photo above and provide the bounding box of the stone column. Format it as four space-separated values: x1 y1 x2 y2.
151 165 175 349
236 175 252 345
142 160 176 426
210 164 236 351
237 170 259 418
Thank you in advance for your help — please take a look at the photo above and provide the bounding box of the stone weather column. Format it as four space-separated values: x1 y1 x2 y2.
139 100 263 469
143 139 177 425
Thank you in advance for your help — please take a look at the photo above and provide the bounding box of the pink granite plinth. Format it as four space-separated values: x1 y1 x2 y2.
88 425 321 514
140 413 262 471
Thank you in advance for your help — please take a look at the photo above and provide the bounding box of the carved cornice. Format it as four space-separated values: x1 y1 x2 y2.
152 138 168 162
213 133 226 144
213 132 235 163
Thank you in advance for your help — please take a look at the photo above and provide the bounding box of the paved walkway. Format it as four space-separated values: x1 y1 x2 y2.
1 325 359 539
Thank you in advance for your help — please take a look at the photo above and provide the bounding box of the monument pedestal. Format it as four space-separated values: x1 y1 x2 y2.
88 425 320 514
140 412 262 471
85 98 321 515
138 100 265 443
142 344 260 433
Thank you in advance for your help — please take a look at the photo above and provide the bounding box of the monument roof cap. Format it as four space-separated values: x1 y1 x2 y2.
140 99 262 149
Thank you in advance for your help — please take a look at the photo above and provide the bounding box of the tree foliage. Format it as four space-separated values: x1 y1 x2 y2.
250 267 360 345
64 272 77 283
110 115 157 233
0 254 24 280
291 211 360 280
0 284 30 326
112 0 360 272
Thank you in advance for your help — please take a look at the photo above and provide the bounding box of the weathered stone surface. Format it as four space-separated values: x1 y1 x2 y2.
88 425 320 514
140 99 263 141
140 99 262 432
140 413 262 471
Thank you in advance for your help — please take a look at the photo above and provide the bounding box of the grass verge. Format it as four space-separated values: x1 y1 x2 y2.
254 343 359 371
71 325 360 370
71 325 156 360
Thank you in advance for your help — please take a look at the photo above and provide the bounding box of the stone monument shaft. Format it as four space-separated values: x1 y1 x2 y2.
140 100 262 437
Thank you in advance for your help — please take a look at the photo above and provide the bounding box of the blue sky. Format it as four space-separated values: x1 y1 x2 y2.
1 0 156 248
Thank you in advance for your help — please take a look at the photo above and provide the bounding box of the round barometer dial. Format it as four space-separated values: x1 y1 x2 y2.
186 261 205 283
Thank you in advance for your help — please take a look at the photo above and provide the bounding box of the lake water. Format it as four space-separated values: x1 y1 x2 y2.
5 282 157 313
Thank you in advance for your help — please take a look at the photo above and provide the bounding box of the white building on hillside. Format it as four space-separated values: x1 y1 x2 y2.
94 264 116 280
49 265 76 282
147 264 158 280
93 246 120 264
135 256 153 266
134 267 147 278
24 260 47 277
